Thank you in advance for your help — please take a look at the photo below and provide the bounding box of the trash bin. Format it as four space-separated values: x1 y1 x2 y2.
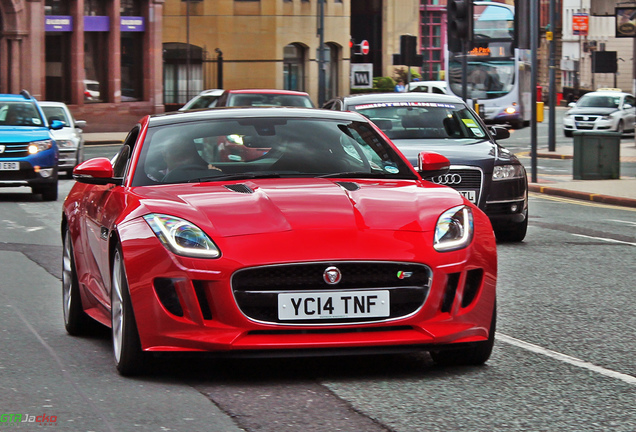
572 131 621 180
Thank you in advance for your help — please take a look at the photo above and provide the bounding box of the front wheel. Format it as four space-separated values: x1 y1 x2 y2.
494 214 528 242
616 120 624 135
36 182 58 201
111 245 147 375
564 129 573 138
62 227 93 335
430 303 496 366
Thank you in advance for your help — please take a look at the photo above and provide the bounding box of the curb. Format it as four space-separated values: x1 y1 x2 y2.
528 183 636 208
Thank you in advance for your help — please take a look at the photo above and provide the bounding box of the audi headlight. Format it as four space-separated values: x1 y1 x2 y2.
434 205 473 252
143 214 220 258
493 164 525 181
57 139 78 149
27 139 53 154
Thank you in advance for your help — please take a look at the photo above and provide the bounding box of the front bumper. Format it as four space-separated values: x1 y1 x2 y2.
116 217 497 354
563 116 617 132
484 177 527 225
58 149 80 170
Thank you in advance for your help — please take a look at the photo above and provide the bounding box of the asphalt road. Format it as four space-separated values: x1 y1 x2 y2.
1 168 635 431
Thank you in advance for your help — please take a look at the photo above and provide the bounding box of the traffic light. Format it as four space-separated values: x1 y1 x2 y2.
447 0 473 51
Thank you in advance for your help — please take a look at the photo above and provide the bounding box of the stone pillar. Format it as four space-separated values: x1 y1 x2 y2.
71 0 86 105
147 0 165 111
108 0 122 103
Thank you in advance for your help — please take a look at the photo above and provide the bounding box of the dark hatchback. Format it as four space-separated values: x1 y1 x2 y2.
323 93 528 242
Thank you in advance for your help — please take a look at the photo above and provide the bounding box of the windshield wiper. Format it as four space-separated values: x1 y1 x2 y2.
193 172 282 183
317 171 393 179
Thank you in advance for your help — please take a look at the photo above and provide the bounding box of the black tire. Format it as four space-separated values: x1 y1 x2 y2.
510 120 524 130
430 303 496 366
62 227 93 335
111 245 147 375
616 120 624 135
564 130 573 138
38 182 58 201
494 213 528 243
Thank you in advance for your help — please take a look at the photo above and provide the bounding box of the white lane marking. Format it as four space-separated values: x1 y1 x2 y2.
497 334 636 385
608 219 636 227
572 233 636 246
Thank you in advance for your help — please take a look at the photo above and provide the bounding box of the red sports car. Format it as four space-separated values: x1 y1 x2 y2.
61 107 497 375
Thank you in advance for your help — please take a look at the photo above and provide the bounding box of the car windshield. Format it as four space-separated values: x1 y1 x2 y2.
133 117 417 186
227 94 315 108
0 102 44 127
350 101 488 141
42 106 71 126
577 94 621 108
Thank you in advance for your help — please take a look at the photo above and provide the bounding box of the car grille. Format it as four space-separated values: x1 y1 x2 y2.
0 142 29 158
425 167 483 203
573 115 600 122
231 262 431 325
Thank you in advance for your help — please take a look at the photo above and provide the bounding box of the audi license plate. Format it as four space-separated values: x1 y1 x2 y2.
0 162 19 171
278 290 390 320
459 190 476 203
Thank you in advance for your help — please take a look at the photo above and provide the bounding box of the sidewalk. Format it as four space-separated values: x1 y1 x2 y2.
83 132 636 208
527 139 636 208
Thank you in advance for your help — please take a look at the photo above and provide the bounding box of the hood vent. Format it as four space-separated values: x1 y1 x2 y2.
336 181 360 192
224 184 254 194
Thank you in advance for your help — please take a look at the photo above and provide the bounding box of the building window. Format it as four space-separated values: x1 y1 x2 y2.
84 0 107 15
283 44 306 91
163 43 204 105
420 6 443 80
121 1 144 102
325 43 340 100
45 0 68 15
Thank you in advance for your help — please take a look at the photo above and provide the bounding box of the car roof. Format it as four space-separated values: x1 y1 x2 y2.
339 92 464 105
585 90 632 97
148 106 364 127
195 89 224 96
224 89 310 96
0 94 37 102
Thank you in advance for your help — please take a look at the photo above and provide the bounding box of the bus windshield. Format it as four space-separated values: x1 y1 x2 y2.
449 60 515 100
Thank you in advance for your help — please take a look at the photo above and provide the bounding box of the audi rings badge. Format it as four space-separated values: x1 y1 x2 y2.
431 173 462 185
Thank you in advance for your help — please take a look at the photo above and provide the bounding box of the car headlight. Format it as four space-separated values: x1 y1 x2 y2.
27 139 53 154
143 214 221 258
601 114 613 120
493 164 525 181
57 139 78 149
434 205 474 252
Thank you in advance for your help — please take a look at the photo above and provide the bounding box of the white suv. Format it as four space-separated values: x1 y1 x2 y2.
563 89 636 137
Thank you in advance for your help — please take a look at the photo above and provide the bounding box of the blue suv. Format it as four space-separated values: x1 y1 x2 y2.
0 90 63 200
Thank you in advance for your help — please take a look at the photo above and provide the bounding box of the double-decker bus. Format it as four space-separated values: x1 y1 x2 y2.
445 1 531 129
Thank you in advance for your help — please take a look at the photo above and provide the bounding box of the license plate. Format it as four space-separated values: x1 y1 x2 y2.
459 190 476 203
278 290 390 320
0 162 19 171
575 122 593 128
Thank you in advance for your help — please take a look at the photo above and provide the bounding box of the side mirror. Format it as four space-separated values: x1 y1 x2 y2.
417 151 450 177
489 125 510 140
73 157 121 185
75 120 87 129
623 103 632 110
50 120 65 130
568 102 576 108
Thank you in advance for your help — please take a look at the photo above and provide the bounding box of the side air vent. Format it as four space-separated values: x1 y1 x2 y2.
336 181 360 191
225 184 254 194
